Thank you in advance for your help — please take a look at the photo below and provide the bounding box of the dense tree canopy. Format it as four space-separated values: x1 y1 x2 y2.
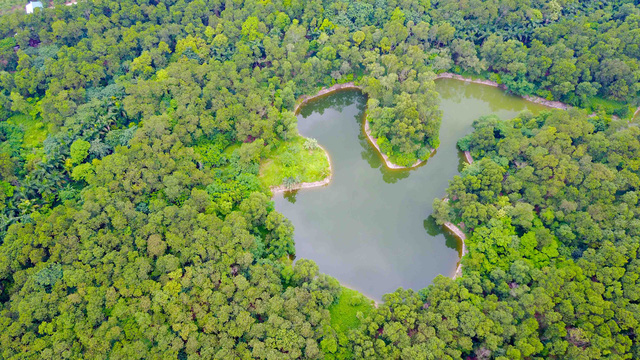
0 0 639 358
367 110 640 359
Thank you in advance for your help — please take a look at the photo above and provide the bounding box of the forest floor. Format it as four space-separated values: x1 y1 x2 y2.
326 286 376 358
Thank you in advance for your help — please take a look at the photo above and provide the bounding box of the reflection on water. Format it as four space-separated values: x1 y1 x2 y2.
273 78 548 301
423 216 459 252
283 190 298 204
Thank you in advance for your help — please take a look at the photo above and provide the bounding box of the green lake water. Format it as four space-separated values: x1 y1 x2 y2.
274 79 548 301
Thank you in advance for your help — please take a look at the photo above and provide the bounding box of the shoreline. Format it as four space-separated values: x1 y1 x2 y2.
293 73 578 172
444 221 467 279
293 82 363 115
442 152 473 280
363 119 433 169
269 144 333 194
270 82 363 194
463 150 473 165
294 82 434 170
340 284 379 308
434 72 570 110
282 76 581 281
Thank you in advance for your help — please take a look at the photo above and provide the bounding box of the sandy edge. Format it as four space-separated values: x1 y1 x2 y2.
441 198 468 280
292 73 575 173
464 150 473 165
444 220 467 280
269 83 360 194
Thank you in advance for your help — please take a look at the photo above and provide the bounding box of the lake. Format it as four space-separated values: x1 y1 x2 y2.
274 78 548 301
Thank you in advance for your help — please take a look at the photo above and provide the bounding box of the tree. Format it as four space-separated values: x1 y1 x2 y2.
69 139 91 165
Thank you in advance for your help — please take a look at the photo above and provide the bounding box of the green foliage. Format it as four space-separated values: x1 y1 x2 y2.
0 0 22 15
389 151 418 167
32 262 62 287
1 0 639 357
587 96 634 119
329 287 374 335
303 137 319 151
70 162 94 182
69 139 90 165
5 113 48 149
260 136 330 189
457 134 472 151
376 110 640 359
364 75 442 163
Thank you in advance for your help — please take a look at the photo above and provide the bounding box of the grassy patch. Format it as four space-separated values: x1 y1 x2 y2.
329 287 374 334
324 287 375 359
7 114 49 149
259 135 330 188
586 96 633 118
222 142 241 157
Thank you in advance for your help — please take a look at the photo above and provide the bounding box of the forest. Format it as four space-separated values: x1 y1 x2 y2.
0 0 639 358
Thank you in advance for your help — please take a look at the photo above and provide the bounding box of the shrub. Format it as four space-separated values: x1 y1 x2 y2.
303 138 319 151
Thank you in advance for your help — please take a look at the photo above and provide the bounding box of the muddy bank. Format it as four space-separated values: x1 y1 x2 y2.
443 221 467 279
463 150 473 165
441 196 469 280
272 83 364 194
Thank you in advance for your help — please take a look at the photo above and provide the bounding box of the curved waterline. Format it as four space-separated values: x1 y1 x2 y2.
294 82 429 170
283 78 545 274
291 74 572 173
275 79 551 300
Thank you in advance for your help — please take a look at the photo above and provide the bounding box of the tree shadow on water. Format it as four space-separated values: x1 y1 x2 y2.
457 150 468 173
424 216 460 252
357 132 412 183
283 190 298 204
357 131 417 184
381 168 411 184
359 133 382 169
298 89 365 118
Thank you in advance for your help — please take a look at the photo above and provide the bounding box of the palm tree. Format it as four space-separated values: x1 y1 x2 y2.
282 176 300 190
